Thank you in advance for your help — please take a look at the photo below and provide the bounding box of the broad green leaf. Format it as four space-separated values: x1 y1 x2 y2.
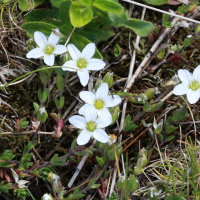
108 10 154 37
172 109 187 122
24 9 60 22
50 154 58 165
92 0 123 13
41 19 62 27
78 0 92 7
51 0 64 8
21 22 56 35
33 102 39 112
73 194 85 199
70 2 93 27
19 0 45 11
165 125 178 134
165 135 175 142
143 0 168 5
59 0 71 24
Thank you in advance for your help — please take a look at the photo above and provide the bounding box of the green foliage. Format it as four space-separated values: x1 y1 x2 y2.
177 4 190 14
66 188 85 200
39 66 53 85
96 156 105 167
0 150 15 167
105 192 119 200
162 14 172 28
123 115 138 132
56 74 65 92
143 100 163 112
92 0 123 13
14 188 29 199
157 49 165 59
70 2 93 27
50 154 66 166
114 44 121 57
108 10 154 37
0 182 12 194
183 36 194 48
143 0 168 5
18 0 45 11
109 106 120 125
19 117 29 128
172 109 187 123
166 195 186 200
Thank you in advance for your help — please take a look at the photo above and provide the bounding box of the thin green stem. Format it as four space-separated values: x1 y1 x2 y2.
0 66 81 90
180 95 196 146
26 187 35 200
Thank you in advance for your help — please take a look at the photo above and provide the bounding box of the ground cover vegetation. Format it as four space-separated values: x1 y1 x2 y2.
1 0 200 199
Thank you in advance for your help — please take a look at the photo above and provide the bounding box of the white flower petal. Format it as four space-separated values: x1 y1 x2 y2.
67 44 81 60
87 59 106 70
26 48 44 59
105 95 121 107
34 31 47 48
187 89 200 104
53 45 68 55
77 129 92 145
173 83 189 95
48 29 60 46
77 69 89 87
84 106 97 122
193 65 200 80
92 129 109 143
18 180 29 188
42 194 53 200
178 69 192 84
96 83 109 99
69 115 86 129
79 91 95 104
81 43 95 59
62 60 79 71
11 169 19 183
96 112 112 128
79 104 92 115
44 54 55 66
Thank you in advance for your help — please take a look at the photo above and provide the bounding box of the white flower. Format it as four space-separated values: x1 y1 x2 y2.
150 187 162 197
69 107 111 145
11 169 29 188
173 65 200 104
118 173 126 182
26 29 67 66
62 43 106 86
41 194 54 200
79 83 121 120
39 106 46 115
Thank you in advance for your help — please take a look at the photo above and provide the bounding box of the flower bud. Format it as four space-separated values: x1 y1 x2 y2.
129 93 147 104
107 134 117 146
127 174 139 193
109 106 120 125
47 172 54 182
137 148 148 167
60 52 69 65
53 174 63 193
144 88 156 99
41 194 54 200
116 174 125 190
134 165 143 175
103 72 113 88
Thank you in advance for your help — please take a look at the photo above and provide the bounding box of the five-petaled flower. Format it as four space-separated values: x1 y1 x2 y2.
173 65 200 104
62 43 106 86
79 83 121 120
26 29 67 66
69 107 111 145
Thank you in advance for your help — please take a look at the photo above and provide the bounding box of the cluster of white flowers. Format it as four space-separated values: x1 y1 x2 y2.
173 65 200 104
69 83 121 145
26 29 106 87
27 29 121 145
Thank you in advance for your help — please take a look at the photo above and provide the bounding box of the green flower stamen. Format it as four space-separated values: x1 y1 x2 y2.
94 99 105 110
44 45 55 55
86 121 97 132
77 58 87 69
189 80 200 91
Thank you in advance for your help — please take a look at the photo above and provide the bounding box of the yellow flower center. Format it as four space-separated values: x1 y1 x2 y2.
94 99 105 110
86 121 97 132
44 45 55 55
77 58 87 69
189 80 200 91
